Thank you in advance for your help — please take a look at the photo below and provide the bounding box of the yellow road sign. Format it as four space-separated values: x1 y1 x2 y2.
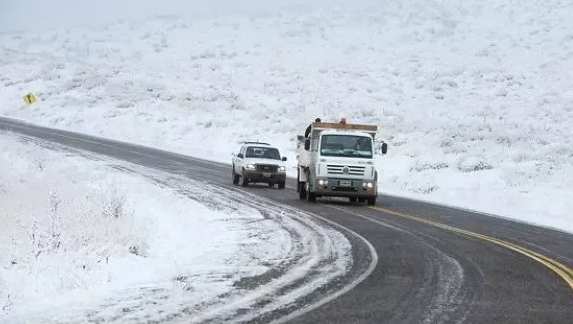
23 92 36 105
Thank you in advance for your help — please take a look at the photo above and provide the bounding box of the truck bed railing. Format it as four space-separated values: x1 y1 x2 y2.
311 122 378 132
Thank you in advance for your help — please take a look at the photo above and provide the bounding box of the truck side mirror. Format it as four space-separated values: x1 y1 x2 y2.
304 138 310 151
237 153 244 158
380 142 388 155
282 156 287 161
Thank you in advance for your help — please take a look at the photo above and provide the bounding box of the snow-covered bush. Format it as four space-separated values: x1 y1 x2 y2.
0 137 146 314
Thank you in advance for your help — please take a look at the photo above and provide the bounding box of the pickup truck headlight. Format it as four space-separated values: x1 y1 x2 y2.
246 164 256 170
278 166 285 172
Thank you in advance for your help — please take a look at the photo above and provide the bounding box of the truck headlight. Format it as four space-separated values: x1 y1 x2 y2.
246 164 256 170
318 179 328 186
278 166 285 172
363 182 373 188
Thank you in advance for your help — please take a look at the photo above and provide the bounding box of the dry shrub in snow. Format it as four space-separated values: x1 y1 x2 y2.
0 137 146 313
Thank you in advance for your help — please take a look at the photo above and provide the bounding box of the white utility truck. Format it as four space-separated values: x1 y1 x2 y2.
296 119 387 205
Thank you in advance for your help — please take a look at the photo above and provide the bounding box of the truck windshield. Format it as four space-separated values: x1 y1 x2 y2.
245 146 282 160
320 135 373 158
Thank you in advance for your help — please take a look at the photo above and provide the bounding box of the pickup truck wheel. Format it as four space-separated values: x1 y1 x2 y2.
268 183 275 188
241 175 249 187
232 167 239 185
349 197 358 203
367 197 376 206
278 181 285 189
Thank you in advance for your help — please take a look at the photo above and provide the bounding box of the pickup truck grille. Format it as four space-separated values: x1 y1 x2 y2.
327 164 365 176
256 164 278 172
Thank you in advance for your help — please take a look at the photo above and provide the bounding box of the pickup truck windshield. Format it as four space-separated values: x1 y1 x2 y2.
245 146 282 160
320 135 373 158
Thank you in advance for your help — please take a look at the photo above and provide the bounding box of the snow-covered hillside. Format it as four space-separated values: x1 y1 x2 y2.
1 0 573 232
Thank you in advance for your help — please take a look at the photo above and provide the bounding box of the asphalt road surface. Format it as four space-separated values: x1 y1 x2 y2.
2 116 573 324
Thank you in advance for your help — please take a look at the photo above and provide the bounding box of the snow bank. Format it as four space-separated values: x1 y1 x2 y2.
0 135 293 322
1 0 573 232
0 136 144 315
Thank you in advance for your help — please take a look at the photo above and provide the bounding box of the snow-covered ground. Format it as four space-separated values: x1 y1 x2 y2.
0 134 352 323
1 0 573 232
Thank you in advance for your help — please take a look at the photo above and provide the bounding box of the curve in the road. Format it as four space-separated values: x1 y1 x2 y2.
370 205 573 290
2 116 573 324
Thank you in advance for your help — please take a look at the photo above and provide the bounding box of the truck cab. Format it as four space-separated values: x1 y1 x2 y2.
296 120 387 205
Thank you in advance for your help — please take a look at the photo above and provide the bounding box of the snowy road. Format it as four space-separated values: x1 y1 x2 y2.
3 117 573 323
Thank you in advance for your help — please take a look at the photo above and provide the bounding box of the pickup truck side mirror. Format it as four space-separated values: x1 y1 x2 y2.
237 153 244 158
380 142 388 155
304 138 310 151
282 156 287 161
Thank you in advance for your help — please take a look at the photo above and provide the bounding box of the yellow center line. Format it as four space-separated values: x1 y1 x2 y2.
368 205 573 290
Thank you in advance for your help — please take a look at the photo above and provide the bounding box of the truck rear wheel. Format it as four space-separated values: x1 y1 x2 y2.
298 182 306 199
278 181 285 189
296 169 300 192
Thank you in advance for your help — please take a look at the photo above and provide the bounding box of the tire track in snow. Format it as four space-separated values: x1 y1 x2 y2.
137 172 365 323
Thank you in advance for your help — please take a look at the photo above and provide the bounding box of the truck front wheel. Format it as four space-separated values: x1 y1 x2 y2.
307 191 316 202
306 183 316 202
367 197 376 206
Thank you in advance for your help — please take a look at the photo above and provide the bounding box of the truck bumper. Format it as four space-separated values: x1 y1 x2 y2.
312 177 377 198
243 170 286 183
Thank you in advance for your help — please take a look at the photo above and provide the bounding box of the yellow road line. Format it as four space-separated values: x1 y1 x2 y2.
368 205 573 290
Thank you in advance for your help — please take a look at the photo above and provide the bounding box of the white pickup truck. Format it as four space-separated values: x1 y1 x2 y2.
231 141 287 189
296 120 387 205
